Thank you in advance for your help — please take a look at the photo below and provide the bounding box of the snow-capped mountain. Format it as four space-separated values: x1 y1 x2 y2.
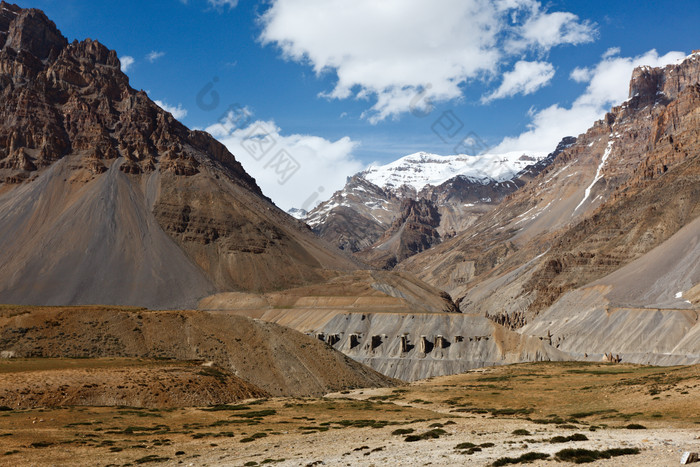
287 207 308 220
302 146 563 268
360 151 548 193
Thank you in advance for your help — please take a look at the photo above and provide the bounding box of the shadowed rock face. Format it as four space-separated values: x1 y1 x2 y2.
356 198 442 269
0 2 358 308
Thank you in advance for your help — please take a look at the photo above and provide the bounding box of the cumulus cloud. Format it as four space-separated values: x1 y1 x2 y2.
482 60 555 102
147 51 165 63
569 66 591 83
119 56 135 73
206 113 363 211
508 10 596 52
493 48 686 154
154 100 188 120
259 0 595 123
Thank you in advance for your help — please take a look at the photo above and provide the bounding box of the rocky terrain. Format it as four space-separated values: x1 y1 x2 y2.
398 52 700 365
0 362 696 466
0 305 396 397
305 150 552 268
199 271 570 381
0 358 269 409
0 2 358 309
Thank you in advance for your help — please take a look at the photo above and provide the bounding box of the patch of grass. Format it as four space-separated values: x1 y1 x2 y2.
512 429 531 436
555 447 640 463
476 375 512 382
455 442 477 449
569 409 618 418
549 433 588 443
29 441 53 448
106 425 170 435
201 404 251 412
404 428 447 442
492 452 550 466
492 408 534 416
134 454 171 464
566 369 635 375
117 409 162 418
333 420 391 429
231 410 277 419
391 428 414 436
625 423 646 430
531 417 566 425
240 432 268 443
367 395 394 401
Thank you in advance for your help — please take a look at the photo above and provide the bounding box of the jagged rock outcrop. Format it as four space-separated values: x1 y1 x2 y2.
306 175 400 252
0 2 358 308
356 198 442 269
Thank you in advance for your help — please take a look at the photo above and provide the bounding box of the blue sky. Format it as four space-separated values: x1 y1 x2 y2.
14 0 700 210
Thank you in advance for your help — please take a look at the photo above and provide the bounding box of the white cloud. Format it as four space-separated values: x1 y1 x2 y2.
602 47 621 59
509 10 596 52
206 114 363 211
569 66 591 83
119 56 135 73
154 100 188 120
493 49 686 154
259 0 595 122
147 51 165 63
208 0 238 9
482 60 555 102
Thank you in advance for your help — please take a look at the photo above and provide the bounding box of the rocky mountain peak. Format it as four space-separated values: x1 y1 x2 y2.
628 65 665 104
1 2 67 60
0 3 360 307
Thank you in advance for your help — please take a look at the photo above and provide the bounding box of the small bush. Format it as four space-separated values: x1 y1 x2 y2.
550 433 588 443
625 423 646 430
404 428 447 442
201 404 250 412
240 432 268 443
555 447 640 463
134 455 171 464
512 429 531 436
391 428 414 436
492 452 549 466
29 441 53 448
455 442 476 449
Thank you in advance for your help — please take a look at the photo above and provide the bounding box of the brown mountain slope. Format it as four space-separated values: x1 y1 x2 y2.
0 3 357 308
0 358 269 409
0 306 397 397
400 53 700 325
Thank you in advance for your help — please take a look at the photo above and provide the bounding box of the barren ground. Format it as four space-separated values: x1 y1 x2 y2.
0 361 697 466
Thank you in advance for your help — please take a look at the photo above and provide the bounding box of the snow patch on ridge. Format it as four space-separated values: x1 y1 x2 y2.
573 139 614 214
360 151 547 192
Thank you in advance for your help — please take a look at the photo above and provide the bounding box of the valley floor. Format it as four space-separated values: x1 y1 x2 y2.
0 361 697 466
